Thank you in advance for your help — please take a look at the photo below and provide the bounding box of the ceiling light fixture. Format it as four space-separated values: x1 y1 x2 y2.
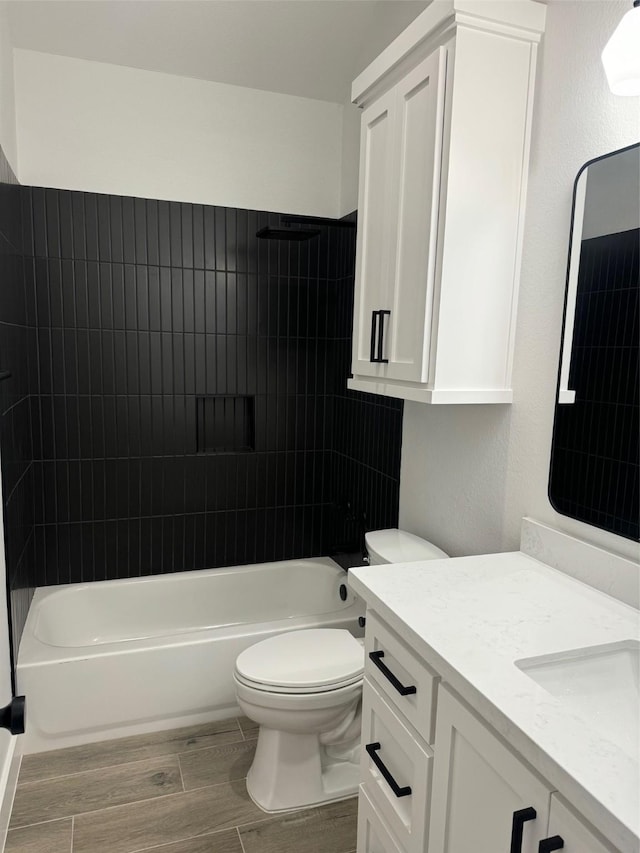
602 0 640 96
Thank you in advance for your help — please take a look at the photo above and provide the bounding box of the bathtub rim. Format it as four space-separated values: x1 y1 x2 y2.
18 556 359 666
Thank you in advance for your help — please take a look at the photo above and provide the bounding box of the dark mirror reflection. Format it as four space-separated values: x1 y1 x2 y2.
549 143 639 541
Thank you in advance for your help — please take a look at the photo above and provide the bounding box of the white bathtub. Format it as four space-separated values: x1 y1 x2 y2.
17 557 364 754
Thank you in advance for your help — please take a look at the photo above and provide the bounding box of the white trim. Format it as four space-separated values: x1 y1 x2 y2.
558 172 588 406
347 377 512 404
352 0 546 105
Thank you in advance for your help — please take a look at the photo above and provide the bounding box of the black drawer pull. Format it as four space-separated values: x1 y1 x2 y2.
369 650 417 696
365 742 412 798
539 838 564 853
510 808 537 853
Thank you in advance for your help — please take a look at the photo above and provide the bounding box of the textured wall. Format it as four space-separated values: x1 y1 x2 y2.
0 4 17 174
26 189 402 585
400 0 640 562
14 50 344 218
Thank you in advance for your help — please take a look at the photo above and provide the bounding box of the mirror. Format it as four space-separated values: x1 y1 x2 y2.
549 143 639 542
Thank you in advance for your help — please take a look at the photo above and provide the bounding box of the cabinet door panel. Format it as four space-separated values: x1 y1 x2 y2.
358 784 405 853
361 680 432 853
428 686 551 853
352 90 397 378
385 47 447 383
547 795 617 853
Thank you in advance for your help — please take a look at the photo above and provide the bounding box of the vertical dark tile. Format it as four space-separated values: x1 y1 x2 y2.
97 194 111 261
109 195 124 263
158 200 171 268
84 194 99 261
146 199 159 267
134 198 148 265
170 202 182 267
122 196 136 264
17 180 404 597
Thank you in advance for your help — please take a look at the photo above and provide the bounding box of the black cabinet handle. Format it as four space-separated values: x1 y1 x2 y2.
539 837 564 852
377 310 390 364
365 742 412 798
510 808 537 853
369 310 390 363
369 650 416 696
369 311 379 363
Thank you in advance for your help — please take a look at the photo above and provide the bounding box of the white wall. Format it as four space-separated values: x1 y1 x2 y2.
14 49 345 217
400 0 640 562
0 2 17 172
340 103 361 215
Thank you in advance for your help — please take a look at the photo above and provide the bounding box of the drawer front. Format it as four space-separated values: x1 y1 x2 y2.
365 612 439 742
358 784 405 853
361 678 432 853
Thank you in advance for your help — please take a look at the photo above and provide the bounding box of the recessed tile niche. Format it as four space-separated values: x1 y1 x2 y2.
197 396 255 454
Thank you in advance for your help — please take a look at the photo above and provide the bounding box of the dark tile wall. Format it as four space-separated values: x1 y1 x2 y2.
25 190 403 584
550 228 639 541
0 148 37 672
329 217 403 554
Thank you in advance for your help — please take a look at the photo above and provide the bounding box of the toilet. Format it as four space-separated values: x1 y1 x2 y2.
233 528 448 813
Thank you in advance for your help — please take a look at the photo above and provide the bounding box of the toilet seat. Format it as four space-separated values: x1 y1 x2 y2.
234 628 364 695
235 671 363 694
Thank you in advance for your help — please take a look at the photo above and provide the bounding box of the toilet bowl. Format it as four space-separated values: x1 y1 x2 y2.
234 529 448 813
234 628 364 812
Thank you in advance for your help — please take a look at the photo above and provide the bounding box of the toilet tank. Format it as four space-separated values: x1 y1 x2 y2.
365 529 448 565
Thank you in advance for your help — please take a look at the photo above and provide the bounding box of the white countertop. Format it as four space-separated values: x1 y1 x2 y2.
349 551 640 851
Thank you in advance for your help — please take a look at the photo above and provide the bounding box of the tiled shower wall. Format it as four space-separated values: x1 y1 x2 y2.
0 147 37 668
24 188 403 587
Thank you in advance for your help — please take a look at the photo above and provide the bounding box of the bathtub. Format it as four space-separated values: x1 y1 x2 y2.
17 557 365 754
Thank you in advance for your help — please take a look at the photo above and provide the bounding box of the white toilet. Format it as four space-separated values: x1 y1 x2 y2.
233 528 448 813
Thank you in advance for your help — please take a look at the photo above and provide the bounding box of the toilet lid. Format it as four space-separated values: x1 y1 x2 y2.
235 629 364 692
365 529 448 563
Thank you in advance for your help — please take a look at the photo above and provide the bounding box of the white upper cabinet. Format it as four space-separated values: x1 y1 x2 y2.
349 0 546 404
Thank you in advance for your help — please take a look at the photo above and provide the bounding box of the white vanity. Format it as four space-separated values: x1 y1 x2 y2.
348 522 639 853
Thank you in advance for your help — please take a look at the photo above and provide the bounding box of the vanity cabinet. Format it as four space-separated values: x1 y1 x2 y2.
349 0 546 404
547 796 617 853
427 685 552 853
356 612 624 853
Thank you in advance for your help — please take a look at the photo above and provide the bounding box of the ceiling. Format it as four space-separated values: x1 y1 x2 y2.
8 0 429 103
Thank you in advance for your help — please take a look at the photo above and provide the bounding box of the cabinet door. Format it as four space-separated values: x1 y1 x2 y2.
384 47 447 383
545 795 617 853
351 89 398 379
358 784 405 853
428 686 551 853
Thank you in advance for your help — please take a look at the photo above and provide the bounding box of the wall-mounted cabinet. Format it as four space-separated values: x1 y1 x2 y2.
349 0 546 404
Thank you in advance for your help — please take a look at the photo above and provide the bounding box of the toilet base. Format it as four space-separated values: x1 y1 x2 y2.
246 726 360 813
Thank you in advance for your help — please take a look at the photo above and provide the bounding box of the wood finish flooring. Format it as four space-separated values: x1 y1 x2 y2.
5 717 357 853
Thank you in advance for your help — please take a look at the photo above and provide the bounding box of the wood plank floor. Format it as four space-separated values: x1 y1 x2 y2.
5 717 358 853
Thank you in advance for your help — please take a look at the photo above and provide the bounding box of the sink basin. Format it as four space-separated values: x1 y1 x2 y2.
516 640 639 756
